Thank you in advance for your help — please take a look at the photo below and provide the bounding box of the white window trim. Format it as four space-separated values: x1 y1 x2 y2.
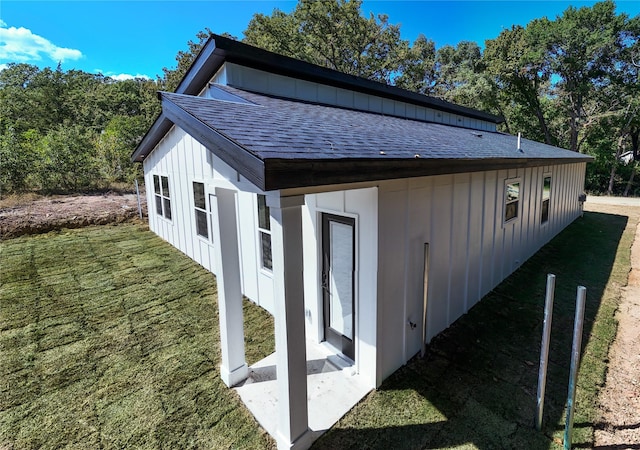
503 177 522 226
192 181 210 241
153 174 173 222
256 194 273 274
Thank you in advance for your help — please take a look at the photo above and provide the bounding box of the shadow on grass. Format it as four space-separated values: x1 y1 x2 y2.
314 211 630 449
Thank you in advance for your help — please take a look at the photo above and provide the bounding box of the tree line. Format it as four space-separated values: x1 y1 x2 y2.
0 65 161 194
1 0 638 196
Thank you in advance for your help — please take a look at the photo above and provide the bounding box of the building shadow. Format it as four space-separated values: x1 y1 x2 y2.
313 211 629 449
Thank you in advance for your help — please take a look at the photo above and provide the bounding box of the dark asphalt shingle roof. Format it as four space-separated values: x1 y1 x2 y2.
161 86 589 163
157 86 592 190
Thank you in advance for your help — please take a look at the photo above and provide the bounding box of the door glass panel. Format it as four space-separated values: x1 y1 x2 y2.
329 221 353 339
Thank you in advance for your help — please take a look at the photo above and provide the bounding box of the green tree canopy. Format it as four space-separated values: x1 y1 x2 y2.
0 63 158 194
244 0 408 83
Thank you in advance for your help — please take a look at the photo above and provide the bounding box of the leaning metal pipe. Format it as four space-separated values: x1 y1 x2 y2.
564 286 587 450
535 273 556 431
421 243 430 358
135 179 143 219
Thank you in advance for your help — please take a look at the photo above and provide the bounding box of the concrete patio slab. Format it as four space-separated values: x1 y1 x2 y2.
235 341 372 445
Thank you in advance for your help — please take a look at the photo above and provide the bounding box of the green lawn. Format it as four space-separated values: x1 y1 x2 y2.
1 204 637 449
0 224 276 449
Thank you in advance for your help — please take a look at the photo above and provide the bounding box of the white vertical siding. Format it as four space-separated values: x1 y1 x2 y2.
377 184 409 379
376 163 586 380
466 172 484 309
303 187 379 388
492 170 507 287
141 125 275 312
237 190 259 303
429 176 453 338
222 63 497 132
480 171 497 298
405 180 432 363
450 174 470 319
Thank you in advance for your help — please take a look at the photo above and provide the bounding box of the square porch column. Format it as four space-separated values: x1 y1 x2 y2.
267 194 312 450
211 188 248 387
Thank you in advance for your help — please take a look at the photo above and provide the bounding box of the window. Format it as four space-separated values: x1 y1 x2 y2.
257 194 272 271
504 180 520 223
541 176 551 224
193 182 208 239
153 175 172 220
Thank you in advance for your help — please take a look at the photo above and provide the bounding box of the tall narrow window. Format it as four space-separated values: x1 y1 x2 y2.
541 176 551 224
153 175 162 216
193 182 208 239
504 180 520 223
153 174 172 220
257 194 272 271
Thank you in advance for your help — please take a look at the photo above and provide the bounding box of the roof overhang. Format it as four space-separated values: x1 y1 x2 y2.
158 90 592 192
261 156 593 191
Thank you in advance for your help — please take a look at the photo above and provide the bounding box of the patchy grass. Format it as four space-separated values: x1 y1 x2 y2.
1 204 636 450
0 193 43 209
0 224 275 449
314 204 639 450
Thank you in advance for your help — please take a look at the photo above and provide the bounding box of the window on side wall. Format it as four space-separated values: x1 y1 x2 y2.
504 179 520 223
153 174 172 220
257 194 272 271
193 182 208 239
541 176 551 224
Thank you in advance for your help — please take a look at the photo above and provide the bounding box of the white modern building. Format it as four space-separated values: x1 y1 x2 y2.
132 34 591 449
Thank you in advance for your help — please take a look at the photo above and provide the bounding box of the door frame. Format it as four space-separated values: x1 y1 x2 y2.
321 212 356 361
208 193 216 243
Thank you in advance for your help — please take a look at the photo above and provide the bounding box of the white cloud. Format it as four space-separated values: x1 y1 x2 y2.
94 69 151 81
0 64 7 72
110 73 151 81
0 21 82 64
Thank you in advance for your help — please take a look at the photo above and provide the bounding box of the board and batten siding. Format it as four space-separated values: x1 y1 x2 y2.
210 63 496 132
144 126 216 273
143 125 275 313
302 188 379 388
376 162 586 381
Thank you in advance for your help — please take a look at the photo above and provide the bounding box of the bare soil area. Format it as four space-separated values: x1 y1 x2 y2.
586 201 640 449
0 192 147 240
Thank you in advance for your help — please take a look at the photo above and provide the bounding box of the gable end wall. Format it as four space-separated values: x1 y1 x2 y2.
142 125 275 312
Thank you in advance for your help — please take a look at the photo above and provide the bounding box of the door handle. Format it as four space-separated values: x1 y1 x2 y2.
321 272 330 292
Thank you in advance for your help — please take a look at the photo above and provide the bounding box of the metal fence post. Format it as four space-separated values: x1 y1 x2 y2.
135 179 143 219
421 243 430 358
535 273 556 431
564 286 587 450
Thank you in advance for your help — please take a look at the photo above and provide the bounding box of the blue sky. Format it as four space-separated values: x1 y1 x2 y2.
1 1 639 80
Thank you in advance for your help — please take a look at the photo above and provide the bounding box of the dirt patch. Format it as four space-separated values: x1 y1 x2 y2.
587 202 640 448
0 192 147 240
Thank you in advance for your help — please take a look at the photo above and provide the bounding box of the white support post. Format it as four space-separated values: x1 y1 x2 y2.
267 194 312 450
211 188 248 387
